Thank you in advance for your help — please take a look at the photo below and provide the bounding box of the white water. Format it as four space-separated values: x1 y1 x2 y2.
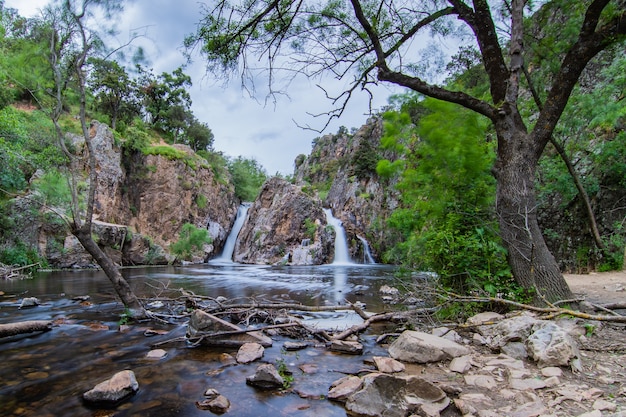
357 235 376 264
324 208 352 265
211 203 250 263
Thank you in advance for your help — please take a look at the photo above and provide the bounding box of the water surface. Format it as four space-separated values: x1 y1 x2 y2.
0 263 400 416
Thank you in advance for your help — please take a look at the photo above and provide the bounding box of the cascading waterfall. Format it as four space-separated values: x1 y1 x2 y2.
212 203 250 263
323 208 352 265
357 235 376 264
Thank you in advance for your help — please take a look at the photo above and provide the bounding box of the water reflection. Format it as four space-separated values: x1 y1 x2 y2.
0 263 399 417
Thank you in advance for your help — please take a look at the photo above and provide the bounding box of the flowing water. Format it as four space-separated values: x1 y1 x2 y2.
323 209 351 265
211 204 250 263
0 263 401 417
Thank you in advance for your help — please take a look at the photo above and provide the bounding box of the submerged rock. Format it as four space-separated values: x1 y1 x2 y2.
82 370 138 403
246 363 284 390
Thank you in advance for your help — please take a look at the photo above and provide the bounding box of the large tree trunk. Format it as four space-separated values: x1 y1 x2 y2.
494 119 574 303
74 227 146 319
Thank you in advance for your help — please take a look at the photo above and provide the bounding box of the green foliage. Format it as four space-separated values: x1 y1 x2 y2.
31 169 71 206
275 357 294 389
195 194 208 209
0 240 42 267
170 223 212 260
228 156 267 201
380 96 513 297
304 218 316 241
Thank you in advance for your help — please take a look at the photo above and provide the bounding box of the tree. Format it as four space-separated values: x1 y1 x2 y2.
38 0 146 318
136 65 192 134
186 0 626 302
88 58 140 130
228 156 268 201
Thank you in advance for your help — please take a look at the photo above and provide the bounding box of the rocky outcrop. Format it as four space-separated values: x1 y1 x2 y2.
294 117 400 263
233 177 333 265
15 121 238 268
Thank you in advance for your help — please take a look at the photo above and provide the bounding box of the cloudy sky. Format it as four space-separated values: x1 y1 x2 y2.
5 0 399 175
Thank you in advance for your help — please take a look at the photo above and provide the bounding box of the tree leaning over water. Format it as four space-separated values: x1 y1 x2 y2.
39 0 146 318
186 0 626 303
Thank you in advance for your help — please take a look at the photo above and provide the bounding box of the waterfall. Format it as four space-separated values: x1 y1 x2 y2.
357 235 376 264
212 203 250 263
324 208 352 265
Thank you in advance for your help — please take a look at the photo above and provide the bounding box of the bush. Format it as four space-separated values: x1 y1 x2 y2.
170 223 212 260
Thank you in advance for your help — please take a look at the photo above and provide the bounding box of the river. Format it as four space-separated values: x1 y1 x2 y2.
0 262 402 416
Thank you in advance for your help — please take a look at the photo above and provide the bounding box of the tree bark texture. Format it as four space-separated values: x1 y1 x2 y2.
74 227 146 318
494 115 574 302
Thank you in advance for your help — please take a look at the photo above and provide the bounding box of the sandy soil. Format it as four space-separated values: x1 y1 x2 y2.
564 270 626 305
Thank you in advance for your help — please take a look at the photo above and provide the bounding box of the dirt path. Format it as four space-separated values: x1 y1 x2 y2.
564 270 626 305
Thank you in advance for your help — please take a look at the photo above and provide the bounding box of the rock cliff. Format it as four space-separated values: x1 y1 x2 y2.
233 177 333 265
23 121 238 268
294 117 400 263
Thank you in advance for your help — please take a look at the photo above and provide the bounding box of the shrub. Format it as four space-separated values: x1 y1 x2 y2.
170 223 212 260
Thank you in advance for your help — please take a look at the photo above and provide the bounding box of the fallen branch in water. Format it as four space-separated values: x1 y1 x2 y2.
0 320 53 338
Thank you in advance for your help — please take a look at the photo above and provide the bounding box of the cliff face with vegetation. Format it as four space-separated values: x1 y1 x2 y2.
5 121 238 268
234 177 333 265
294 118 400 262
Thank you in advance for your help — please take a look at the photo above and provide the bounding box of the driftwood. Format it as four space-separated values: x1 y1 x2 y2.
0 263 40 279
0 320 53 338
446 293 626 323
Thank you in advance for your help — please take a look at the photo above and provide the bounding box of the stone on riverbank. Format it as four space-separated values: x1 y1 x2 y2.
388 330 471 363
82 370 138 404
344 373 448 417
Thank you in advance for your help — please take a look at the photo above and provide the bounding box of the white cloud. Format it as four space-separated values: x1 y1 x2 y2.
4 0 397 175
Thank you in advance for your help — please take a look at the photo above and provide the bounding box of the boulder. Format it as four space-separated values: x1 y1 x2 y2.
526 321 580 368
328 376 363 402
246 364 284 390
344 373 448 417
388 330 471 363
196 388 230 414
82 370 138 403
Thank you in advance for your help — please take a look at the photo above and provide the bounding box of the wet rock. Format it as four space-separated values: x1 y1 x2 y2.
344 373 448 417
388 330 471 363
526 321 580 368
283 341 309 351
372 356 405 373
82 370 139 403
219 353 236 366
19 297 40 309
328 375 363 402
329 340 363 355
196 388 230 414
146 349 167 359
236 342 265 364
246 364 284 390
